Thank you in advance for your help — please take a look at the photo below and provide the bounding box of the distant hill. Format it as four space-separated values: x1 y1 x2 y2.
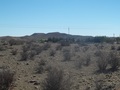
21 32 93 41
2 32 116 44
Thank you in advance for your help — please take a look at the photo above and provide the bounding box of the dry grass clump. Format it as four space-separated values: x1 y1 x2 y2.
96 51 109 73
0 67 15 90
84 54 91 66
109 51 120 71
8 39 24 46
42 67 72 90
20 43 42 61
111 45 116 50
75 56 83 69
62 49 71 61
0 44 6 51
49 49 56 57
117 46 120 51
11 49 17 55
36 59 46 74
96 50 120 73
75 54 91 69
74 44 80 52
95 77 115 90
56 44 62 51
20 51 28 61
42 43 51 50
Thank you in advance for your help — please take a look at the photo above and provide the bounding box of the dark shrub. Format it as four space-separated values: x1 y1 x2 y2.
75 56 83 69
11 49 17 55
95 80 104 90
74 44 80 52
49 49 55 57
42 43 51 50
36 59 46 74
117 46 120 51
56 44 62 50
28 50 36 60
111 45 115 50
22 44 30 53
94 50 102 57
20 51 28 61
95 78 115 90
0 67 15 90
63 49 71 61
109 51 120 71
42 67 72 90
60 41 70 47
84 54 91 66
0 45 5 51
96 51 109 73
30 43 42 55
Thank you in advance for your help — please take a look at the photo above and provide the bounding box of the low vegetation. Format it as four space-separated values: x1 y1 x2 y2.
1 34 120 90
42 67 72 90
0 67 15 90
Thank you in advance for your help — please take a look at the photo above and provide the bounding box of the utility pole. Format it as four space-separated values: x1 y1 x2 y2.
113 33 115 37
68 27 70 34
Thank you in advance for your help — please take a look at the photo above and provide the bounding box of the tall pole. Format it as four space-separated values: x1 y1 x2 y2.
113 33 115 37
68 27 70 34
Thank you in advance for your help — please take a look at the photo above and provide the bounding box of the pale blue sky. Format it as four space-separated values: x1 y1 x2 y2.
0 0 120 36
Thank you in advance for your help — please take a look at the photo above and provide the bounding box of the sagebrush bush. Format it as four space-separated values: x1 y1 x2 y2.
56 44 62 50
95 80 104 90
84 54 91 66
42 67 72 90
74 44 80 52
28 50 36 60
96 51 109 73
22 44 30 52
117 46 120 51
11 49 17 55
63 49 71 61
82 46 89 52
60 41 70 46
42 43 51 50
109 51 120 71
21 43 41 60
30 43 42 55
49 49 55 57
94 50 100 57
111 45 115 50
9 39 24 46
0 44 5 51
75 56 83 69
20 51 28 61
36 59 46 74
0 67 15 90
95 78 115 90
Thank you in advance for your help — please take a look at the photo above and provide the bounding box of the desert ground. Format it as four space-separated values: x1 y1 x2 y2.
0 37 120 90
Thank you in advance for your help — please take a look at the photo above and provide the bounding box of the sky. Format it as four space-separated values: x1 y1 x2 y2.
0 0 120 36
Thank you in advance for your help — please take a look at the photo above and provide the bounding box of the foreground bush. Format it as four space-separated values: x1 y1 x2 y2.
109 51 120 71
96 51 109 73
42 67 72 90
63 49 71 61
0 68 15 90
36 59 46 74
20 51 28 61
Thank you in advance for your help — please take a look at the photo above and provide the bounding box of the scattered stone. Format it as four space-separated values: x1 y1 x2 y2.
26 63 29 65
29 80 40 86
34 86 39 89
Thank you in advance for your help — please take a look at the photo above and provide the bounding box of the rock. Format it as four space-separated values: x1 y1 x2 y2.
34 86 39 89
26 63 29 65
29 80 37 83
34 82 40 85
29 80 40 86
